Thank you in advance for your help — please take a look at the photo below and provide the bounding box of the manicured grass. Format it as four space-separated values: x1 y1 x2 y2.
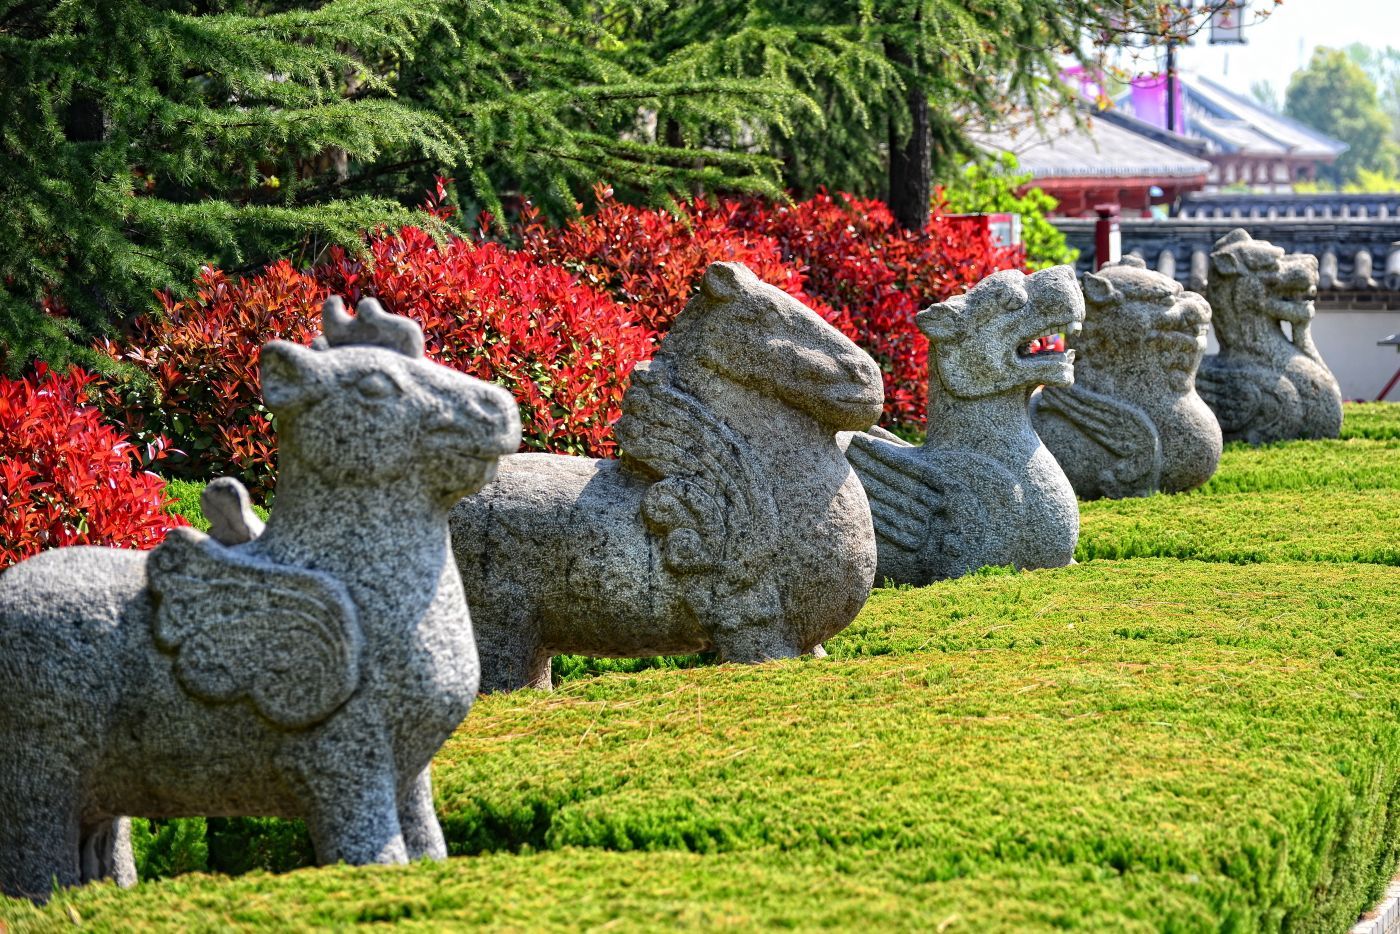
1340 402 1400 441
1077 428 1400 568
163 479 268 532
1078 487 1400 566
6 560 1400 931
6 404 1396 931
1196 438 1400 495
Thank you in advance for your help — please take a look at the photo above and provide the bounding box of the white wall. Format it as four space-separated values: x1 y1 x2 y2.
1204 305 1400 401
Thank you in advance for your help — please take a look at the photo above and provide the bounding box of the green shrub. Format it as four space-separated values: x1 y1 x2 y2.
1340 402 1400 441
11 408 1398 931
11 560 1400 931
204 818 314 877
940 153 1079 269
130 819 207 882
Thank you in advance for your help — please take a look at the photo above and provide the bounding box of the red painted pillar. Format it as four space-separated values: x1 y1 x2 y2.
1094 203 1121 271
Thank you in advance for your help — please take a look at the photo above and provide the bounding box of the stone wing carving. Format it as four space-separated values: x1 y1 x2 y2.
1196 363 1291 440
148 528 362 729
616 362 781 618
846 431 1023 570
844 430 944 553
1038 384 1162 498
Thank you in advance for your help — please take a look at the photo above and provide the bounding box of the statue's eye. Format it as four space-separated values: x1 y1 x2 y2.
354 372 399 400
1003 291 1025 311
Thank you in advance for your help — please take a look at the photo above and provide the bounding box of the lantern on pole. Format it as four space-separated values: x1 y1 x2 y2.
1209 1 1248 45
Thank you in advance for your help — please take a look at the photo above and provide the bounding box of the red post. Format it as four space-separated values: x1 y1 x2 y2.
1094 203 1121 271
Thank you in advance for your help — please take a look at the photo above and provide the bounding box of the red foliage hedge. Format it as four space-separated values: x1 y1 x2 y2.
728 190 1024 423
100 229 655 499
524 186 1023 425
519 185 829 332
95 186 1021 498
0 365 183 570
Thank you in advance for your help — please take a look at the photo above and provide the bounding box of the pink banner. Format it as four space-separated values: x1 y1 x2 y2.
1129 75 1187 135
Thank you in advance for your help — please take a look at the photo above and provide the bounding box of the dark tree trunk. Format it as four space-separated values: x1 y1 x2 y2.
663 116 685 149
884 40 931 231
888 90 931 231
64 91 107 143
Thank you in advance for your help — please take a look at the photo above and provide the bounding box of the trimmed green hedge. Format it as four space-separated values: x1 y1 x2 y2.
1078 487 1400 565
0 850 1238 931
1340 402 1400 441
6 560 1400 931
5 404 1399 932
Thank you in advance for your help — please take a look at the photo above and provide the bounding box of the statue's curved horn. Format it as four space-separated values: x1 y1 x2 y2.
316 296 425 358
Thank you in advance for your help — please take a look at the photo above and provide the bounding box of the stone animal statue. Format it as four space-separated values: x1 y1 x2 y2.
1032 257 1222 499
842 265 1084 587
450 262 885 692
1196 228 1343 443
0 298 521 902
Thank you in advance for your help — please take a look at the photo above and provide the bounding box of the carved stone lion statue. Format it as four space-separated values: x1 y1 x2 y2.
0 298 521 902
1032 257 1223 499
450 262 885 691
842 265 1083 587
1196 228 1343 443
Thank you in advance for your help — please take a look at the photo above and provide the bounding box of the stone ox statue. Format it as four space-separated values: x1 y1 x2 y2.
450 262 885 691
0 298 521 902
1196 228 1343 443
843 265 1084 587
1032 257 1222 499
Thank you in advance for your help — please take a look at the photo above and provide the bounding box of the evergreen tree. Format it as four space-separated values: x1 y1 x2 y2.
617 1 1260 230
0 0 789 371
0 0 468 371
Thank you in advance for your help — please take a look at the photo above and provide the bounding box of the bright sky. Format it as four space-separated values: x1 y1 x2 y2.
1112 0 1400 101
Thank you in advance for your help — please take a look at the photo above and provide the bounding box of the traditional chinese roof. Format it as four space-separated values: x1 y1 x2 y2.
972 107 1212 181
1115 73 1348 162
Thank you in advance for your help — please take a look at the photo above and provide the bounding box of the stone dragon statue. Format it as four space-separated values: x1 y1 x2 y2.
0 298 521 902
842 265 1083 587
1196 228 1343 443
1032 257 1222 499
450 262 885 691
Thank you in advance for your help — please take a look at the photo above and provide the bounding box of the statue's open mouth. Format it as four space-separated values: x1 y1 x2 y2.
1016 320 1080 361
1268 287 1316 323
1016 334 1064 358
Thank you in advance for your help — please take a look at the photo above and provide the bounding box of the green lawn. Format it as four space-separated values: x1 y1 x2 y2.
4 404 1399 932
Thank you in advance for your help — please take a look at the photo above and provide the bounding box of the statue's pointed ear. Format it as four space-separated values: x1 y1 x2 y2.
260 341 325 413
701 262 747 302
916 298 964 342
1211 251 1244 276
1081 272 1118 305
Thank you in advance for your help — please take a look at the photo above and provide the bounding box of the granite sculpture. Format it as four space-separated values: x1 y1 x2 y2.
0 297 521 902
1196 228 1343 443
450 261 884 692
843 266 1083 586
1032 257 1223 499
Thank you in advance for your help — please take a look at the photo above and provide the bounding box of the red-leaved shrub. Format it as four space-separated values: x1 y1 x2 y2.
519 183 830 331
523 186 1023 425
96 186 1021 497
100 228 655 498
98 262 326 498
320 227 656 460
726 191 1024 424
0 365 183 570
